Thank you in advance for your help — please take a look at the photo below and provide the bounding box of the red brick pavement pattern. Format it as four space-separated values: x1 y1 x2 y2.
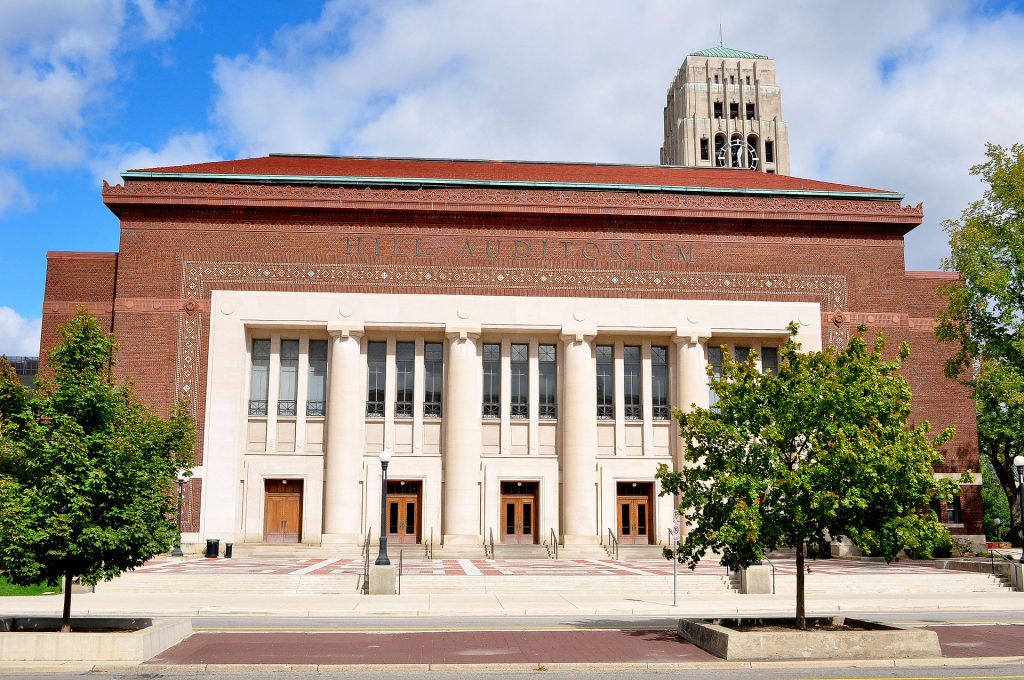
150 630 720 665
135 557 965 578
926 625 1024 658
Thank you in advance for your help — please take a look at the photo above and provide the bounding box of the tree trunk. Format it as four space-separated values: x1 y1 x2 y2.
795 537 805 630
61 573 73 633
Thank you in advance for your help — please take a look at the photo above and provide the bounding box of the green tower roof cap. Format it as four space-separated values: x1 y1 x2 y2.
688 46 769 59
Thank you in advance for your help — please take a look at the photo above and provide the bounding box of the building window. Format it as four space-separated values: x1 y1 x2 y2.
277 339 299 416
249 339 270 416
700 138 709 161
745 75 751 85
745 102 755 120
395 341 414 418
482 343 501 419
623 345 642 420
539 343 557 419
306 340 327 416
729 75 735 84
765 140 774 163
946 495 962 524
596 344 614 420
761 346 779 375
424 342 443 418
734 346 750 364
713 101 723 119
708 346 723 412
715 134 726 166
652 346 669 420
510 343 529 419
713 74 719 84
729 102 739 119
367 341 386 417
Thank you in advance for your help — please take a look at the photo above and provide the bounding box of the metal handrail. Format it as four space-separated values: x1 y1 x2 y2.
991 550 1018 574
425 528 433 560
549 528 559 560
606 528 619 561
361 528 371 594
398 549 403 595
764 557 777 594
485 528 495 559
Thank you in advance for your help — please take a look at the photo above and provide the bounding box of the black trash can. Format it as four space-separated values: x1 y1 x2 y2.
224 542 233 559
205 538 220 558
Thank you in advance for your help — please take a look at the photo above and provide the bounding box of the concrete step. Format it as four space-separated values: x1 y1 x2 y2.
398 574 737 595
95 573 362 595
770 572 1010 594
492 544 553 560
430 545 488 559
557 545 615 560
616 545 670 560
229 544 365 558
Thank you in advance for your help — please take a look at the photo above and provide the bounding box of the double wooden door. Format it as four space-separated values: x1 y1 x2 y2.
617 481 652 545
501 481 537 544
264 479 303 543
387 480 420 544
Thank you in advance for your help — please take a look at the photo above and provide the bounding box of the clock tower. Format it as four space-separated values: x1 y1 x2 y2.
661 46 790 175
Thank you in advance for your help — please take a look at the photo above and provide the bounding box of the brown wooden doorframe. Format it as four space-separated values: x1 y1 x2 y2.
500 481 537 545
264 479 303 543
386 480 421 544
616 482 652 546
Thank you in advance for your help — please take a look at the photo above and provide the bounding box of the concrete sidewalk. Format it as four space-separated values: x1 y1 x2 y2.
3 589 1023 618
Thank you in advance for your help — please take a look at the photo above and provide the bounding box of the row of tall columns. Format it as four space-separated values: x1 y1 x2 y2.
323 323 712 546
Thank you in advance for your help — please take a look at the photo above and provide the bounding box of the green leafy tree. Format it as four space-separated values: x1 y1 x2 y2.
0 311 194 631
937 143 1024 545
657 324 966 629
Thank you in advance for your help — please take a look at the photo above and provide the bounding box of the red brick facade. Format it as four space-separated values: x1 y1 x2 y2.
40 156 982 537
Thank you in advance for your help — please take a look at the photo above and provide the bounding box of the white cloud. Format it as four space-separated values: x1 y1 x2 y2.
0 170 32 215
91 131 221 184
0 0 190 167
0 307 42 356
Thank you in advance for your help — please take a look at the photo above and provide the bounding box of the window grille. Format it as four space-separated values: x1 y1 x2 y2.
482 343 501 419
306 339 327 416
367 341 386 417
424 342 443 418
596 344 614 420
249 338 270 416
510 343 528 419
539 343 557 419
652 345 669 420
623 345 642 421
395 341 414 419
278 339 299 417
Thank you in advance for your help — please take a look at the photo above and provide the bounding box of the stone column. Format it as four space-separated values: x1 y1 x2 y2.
560 328 599 544
322 324 364 544
672 330 711 540
443 327 482 544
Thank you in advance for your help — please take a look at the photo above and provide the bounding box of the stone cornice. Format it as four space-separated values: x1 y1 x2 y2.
102 180 923 229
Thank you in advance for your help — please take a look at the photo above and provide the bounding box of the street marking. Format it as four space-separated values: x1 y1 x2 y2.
192 624 677 632
292 557 341 575
458 558 482 575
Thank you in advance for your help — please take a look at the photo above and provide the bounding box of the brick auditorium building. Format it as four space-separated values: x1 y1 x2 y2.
39 153 982 552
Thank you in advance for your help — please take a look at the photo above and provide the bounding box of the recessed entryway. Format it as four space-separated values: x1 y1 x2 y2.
387 480 421 544
617 481 652 545
264 479 303 543
501 481 537 544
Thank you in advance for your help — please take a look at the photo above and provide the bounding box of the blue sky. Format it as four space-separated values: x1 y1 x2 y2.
2 0 1023 354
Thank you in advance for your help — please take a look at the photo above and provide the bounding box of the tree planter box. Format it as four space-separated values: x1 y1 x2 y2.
0 617 191 662
677 617 941 661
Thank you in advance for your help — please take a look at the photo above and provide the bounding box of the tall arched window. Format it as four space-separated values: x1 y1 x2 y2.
714 134 727 167
746 134 760 170
730 134 743 168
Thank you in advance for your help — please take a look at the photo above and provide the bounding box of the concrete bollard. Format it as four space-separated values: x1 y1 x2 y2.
740 564 773 594
369 564 398 594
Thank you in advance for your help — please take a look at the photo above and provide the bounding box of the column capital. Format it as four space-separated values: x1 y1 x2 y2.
559 326 597 344
327 323 364 339
672 328 712 346
445 324 481 341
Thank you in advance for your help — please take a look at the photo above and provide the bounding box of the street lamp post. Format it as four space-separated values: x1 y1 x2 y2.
1014 455 1024 564
171 470 187 557
375 450 392 566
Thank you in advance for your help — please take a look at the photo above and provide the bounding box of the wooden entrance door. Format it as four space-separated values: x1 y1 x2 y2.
386 480 420 544
264 479 303 543
617 482 651 545
501 481 537 544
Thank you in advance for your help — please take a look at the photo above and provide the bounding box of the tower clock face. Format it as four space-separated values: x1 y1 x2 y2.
716 139 759 170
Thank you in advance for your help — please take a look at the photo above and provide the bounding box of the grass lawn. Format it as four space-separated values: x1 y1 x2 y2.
0 575 59 596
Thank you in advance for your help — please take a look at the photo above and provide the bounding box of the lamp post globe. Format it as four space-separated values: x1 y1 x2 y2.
375 450 393 566
171 470 188 557
1014 455 1024 564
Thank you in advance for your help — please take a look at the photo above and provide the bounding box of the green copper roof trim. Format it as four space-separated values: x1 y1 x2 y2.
120 171 904 202
689 47 769 59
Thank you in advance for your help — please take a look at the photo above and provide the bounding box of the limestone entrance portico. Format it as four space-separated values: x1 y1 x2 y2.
200 289 819 548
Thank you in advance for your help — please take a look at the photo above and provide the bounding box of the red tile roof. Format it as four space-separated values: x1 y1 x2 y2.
129 155 895 196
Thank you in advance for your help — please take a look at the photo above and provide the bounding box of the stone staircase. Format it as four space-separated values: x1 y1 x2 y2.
95 573 362 594
771 570 1009 595
397 573 738 596
492 544 553 560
